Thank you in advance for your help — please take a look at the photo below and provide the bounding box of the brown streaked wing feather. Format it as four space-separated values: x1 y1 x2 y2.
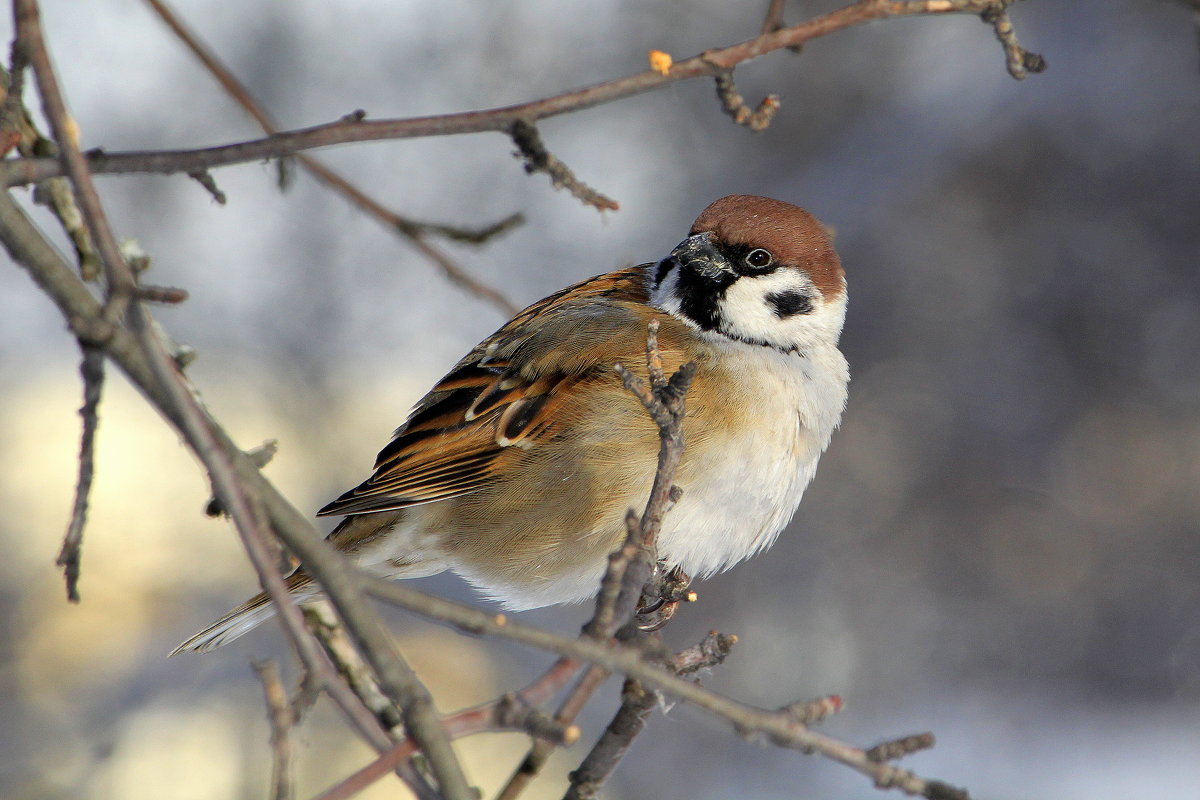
317 266 652 518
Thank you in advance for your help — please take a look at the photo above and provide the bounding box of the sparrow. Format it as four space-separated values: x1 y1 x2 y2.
173 195 849 654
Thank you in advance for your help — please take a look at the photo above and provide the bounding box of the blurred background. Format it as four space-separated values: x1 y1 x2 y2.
2 1 1198 798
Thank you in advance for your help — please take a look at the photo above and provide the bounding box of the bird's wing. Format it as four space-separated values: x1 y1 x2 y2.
316 265 660 517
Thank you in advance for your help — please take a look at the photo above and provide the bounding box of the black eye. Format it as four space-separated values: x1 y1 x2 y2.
745 248 773 270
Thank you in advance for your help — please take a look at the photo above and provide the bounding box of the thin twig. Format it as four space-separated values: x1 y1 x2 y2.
253 660 295 800
493 664 609 800
710 67 782 132
669 631 738 675
0 0 1041 190
866 732 937 763
141 0 519 315
978 3 1046 79
315 658 587 800
762 0 788 33
562 677 657 800
779 694 845 726
508 119 618 211
55 341 103 602
562 631 738 799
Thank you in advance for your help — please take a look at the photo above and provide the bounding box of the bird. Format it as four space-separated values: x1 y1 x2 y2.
172 195 849 654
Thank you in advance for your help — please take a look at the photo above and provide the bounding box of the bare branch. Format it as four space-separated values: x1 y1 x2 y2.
315 658 587 800
762 0 789 33
669 631 738 675
9 10 473 787
866 732 937 763
493 664 609 800
710 67 782 132
0 0 1042 191
979 3 1046 79
509 119 618 211
186 168 227 204
55 341 103 602
561 632 736 798
562 677 656 800
305 604 403 733
252 660 295 800
13 0 136 319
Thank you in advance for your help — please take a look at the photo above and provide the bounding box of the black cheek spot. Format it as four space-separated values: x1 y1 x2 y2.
766 290 813 318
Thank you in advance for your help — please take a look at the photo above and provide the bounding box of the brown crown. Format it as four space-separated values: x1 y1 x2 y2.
690 195 844 300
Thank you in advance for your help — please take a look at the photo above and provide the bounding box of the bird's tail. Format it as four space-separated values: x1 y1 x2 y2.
170 572 317 655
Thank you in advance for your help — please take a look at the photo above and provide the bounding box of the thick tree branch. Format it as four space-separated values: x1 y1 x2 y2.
0 189 458 799
12 9 441 792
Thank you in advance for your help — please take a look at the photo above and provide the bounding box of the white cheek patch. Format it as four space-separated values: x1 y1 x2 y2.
718 270 817 345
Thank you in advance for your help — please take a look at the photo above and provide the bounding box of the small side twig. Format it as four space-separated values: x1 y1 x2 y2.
779 694 845 726
508 119 619 212
670 631 738 675
55 341 103 602
762 0 788 32
865 732 937 763
563 677 657 800
205 439 278 517
761 0 804 52
186 168 226 204
407 213 526 246
252 660 296 800
564 629 738 800
317 656 587 800
492 662 608 800
978 2 1045 79
710 67 781 132
135 284 189 304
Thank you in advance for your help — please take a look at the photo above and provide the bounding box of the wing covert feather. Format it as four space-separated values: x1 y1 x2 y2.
318 265 678 518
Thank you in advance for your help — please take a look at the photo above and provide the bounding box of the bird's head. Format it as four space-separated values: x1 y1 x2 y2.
649 195 846 354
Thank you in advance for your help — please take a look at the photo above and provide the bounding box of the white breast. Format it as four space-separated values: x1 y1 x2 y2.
656 338 848 578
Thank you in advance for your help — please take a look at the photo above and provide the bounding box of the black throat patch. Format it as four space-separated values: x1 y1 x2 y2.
672 261 738 331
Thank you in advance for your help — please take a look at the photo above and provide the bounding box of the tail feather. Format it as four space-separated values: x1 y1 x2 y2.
170 573 317 655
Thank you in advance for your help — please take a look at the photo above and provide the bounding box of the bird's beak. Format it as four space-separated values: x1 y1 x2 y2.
668 232 732 281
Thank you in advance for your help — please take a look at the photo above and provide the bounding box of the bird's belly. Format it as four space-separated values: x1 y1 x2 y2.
656 414 823 578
